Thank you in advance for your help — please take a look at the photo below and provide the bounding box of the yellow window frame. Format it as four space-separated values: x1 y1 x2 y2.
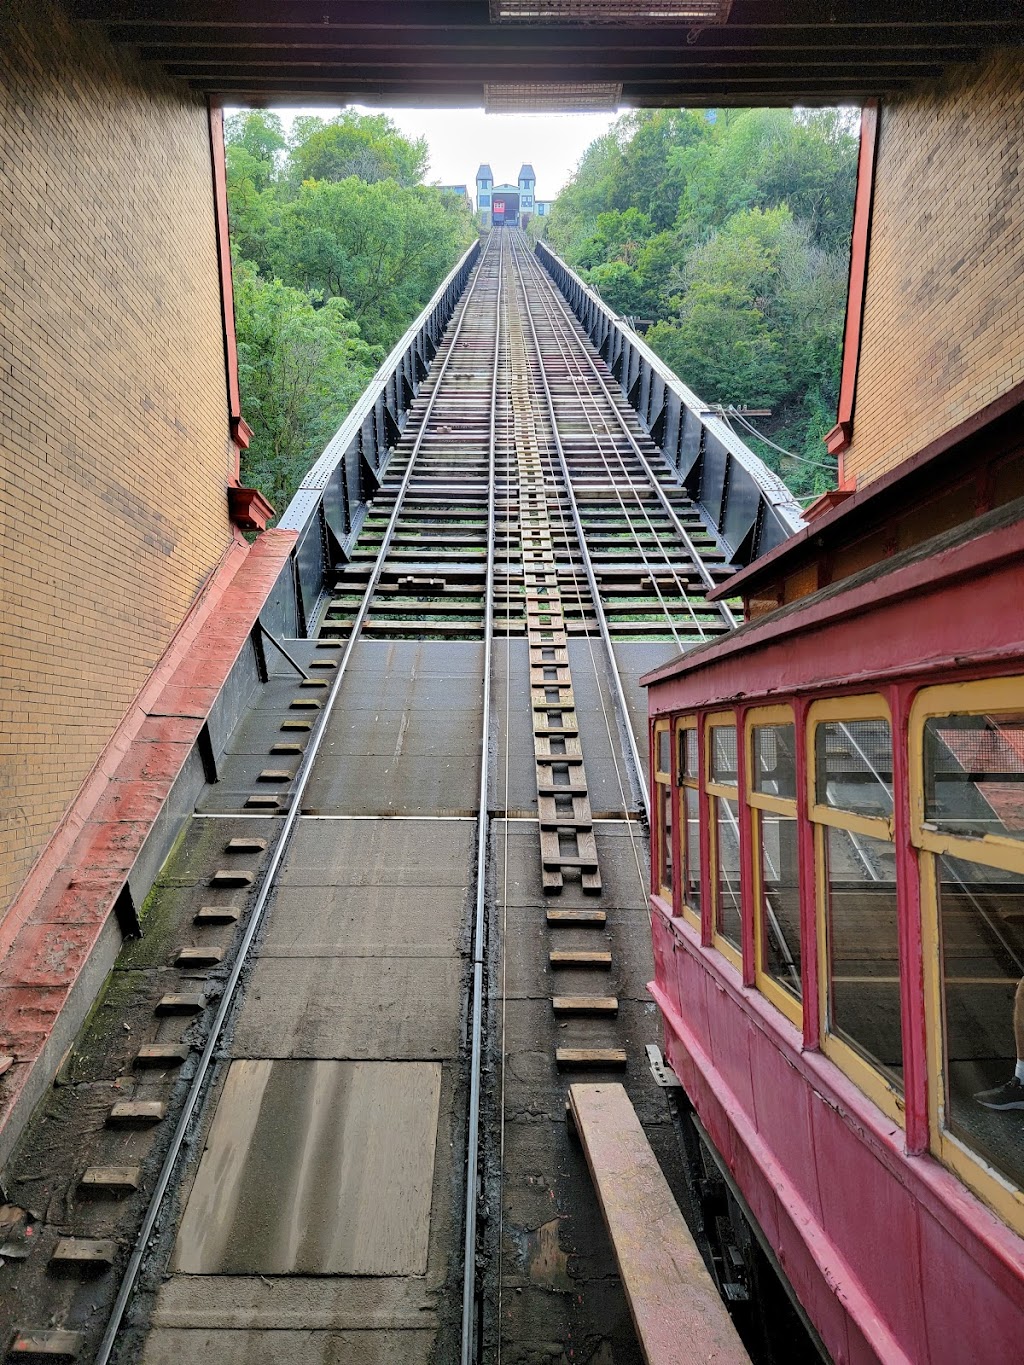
653 718 673 903
912 677 1024 1235
747 705 802 1028
910 676 1024 871
807 694 903 1125
706 711 742 971
675 715 701 933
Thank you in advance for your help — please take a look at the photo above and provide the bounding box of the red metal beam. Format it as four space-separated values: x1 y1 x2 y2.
825 100 879 477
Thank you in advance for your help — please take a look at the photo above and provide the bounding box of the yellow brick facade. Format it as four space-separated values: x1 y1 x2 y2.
0 0 235 912
845 51 1024 488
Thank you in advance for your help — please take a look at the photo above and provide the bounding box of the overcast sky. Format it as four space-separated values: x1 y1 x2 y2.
239 105 624 198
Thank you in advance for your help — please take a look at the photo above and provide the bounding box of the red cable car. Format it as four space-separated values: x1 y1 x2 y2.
643 61 1024 1363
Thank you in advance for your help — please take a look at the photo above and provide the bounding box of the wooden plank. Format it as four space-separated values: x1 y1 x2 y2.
568 1084 749 1365
210 869 253 887
195 904 240 924
134 1043 189 1067
80 1165 141 1192
557 1048 627 1069
109 1100 168 1125
552 995 619 1015
51 1237 116 1266
175 945 225 967
546 909 606 926
155 993 205 1015
549 950 612 968
8 1329 82 1356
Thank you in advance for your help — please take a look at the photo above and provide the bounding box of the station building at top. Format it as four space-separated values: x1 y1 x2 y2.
476 162 555 227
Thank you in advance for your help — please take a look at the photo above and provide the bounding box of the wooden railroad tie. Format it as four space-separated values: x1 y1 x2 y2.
556 1048 627 1070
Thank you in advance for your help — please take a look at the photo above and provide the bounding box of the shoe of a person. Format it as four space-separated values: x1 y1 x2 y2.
975 1076 1024 1110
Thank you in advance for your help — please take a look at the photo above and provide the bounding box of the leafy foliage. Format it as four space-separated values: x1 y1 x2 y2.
232 260 378 513
224 110 475 516
544 107 858 496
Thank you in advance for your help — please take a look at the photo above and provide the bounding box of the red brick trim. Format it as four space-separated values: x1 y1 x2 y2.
827 100 880 476
0 530 296 1138
228 483 275 531
208 99 245 481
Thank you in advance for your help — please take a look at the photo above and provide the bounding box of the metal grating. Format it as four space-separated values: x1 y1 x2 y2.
484 81 623 112
490 0 731 23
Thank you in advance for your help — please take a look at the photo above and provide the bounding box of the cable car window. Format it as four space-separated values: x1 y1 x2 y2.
753 722 796 800
653 720 673 900
677 720 700 926
707 717 741 963
760 811 801 1001
809 697 902 1123
912 681 1024 1230
816 718 893 818
936 854 1024 1193
824 826 902 1089
924 712 1024 843
681 727 699 782
711 725 738 785
657 727 671 776
748 712 801 1023
715 797 742 950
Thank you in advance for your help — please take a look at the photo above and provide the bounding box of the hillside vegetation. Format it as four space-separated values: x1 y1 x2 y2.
537 109 858 497
225 110 476 515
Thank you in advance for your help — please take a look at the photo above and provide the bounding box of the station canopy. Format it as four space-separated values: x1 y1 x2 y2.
76 0 1024 107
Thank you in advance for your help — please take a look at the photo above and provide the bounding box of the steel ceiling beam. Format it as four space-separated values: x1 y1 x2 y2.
71 0 1024 103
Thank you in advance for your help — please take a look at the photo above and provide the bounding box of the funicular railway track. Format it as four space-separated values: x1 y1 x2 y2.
3 229 743 1364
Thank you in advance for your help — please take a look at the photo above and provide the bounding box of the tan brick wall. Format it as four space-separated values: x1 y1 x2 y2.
845 51 1024 488
0 0 235 913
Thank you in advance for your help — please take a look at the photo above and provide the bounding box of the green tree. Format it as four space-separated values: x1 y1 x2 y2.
224 110 286 187
289 111 429 188
679 107 857 252
545 104 857 495
278 177 473 348
232 260 378 513
224 106 474 515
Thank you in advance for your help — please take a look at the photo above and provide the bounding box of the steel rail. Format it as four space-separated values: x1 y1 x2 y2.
525 244 737 629
531 309 713 645
461 225 505 1365
95 231 502 1365
514 239 708 650
508 233 650 825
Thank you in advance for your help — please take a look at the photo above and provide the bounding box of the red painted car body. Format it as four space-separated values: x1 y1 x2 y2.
643 505 1024 1364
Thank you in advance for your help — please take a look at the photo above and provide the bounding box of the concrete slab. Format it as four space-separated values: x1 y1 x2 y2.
303 752 478 818
277 819 473 889
342 639 485 680
231 955 463 1059
490 640 537 814
314 705 482 758
299 647 484 815
150 1273 436 1330
337 672 484 719
258 884 466 958
173 1060 441 1275
141 1328 435 1365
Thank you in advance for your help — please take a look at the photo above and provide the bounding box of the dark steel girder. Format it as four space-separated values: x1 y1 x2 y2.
72 0 1024 104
